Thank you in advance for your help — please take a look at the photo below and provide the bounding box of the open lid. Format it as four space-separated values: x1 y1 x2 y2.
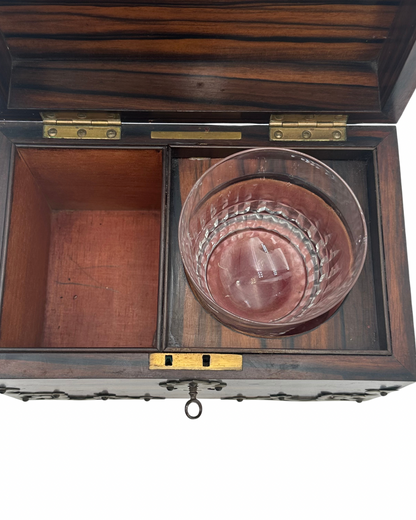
0 1 415 123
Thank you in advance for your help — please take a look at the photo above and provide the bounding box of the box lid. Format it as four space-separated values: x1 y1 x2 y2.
0 1 415 124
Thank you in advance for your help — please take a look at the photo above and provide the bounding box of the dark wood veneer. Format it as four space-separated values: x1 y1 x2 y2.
0 3 396 61
0 1 415 122
0 30 11 109
378 0 416 113
0 351 413 383
375 130 416 376
8 60 381 115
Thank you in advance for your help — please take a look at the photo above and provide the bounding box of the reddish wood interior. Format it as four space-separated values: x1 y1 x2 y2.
0 147 163 349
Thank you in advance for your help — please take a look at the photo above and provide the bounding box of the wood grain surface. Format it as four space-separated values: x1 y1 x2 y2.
165 155 387 352
0 349 412 382
378 0 416 106
0 146 163 349
378 0 416 121
376 129 416 375
0 30 11 109
0 154 51 348
43 210 161 348
18 148 163 211
0 2 399 117
8 59 381 114
0 3 396 61
1 1 416 122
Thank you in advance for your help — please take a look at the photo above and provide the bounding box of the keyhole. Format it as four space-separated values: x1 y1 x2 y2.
202 355 211 367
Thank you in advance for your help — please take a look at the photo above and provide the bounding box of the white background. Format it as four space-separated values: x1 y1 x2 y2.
1 97 416 520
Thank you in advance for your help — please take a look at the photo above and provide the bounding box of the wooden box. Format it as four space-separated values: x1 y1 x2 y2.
0 1 415 417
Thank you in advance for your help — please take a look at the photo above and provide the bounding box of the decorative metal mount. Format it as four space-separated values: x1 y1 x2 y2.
0 384 401 417
159 379 227 392
222 386 401 403
0 386 164 402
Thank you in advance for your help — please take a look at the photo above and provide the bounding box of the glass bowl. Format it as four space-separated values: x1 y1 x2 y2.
178 148 367 337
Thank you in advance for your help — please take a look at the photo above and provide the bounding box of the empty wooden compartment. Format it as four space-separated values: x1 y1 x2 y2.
0 148 163 349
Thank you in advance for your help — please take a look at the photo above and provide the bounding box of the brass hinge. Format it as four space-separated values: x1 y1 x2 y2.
270 114 348 142
41 111 121 139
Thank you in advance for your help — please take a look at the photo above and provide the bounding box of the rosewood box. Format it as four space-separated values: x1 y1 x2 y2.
0 1 415 417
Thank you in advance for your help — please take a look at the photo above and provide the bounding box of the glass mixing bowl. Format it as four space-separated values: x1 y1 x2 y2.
179 148 367 337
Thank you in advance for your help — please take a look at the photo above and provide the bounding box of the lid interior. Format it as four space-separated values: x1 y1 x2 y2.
0 1 415 122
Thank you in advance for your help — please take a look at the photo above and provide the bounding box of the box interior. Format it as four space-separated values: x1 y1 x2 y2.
0 144 392 352
0 147 163 349
165 148 388 353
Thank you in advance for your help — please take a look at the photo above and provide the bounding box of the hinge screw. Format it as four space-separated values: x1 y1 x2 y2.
332 131 342 140
45 112 55 119
48 128 58 137
302 130 311 139
77 128 87 138
77 113 87 119
274 130 283 139
107 129 117 139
